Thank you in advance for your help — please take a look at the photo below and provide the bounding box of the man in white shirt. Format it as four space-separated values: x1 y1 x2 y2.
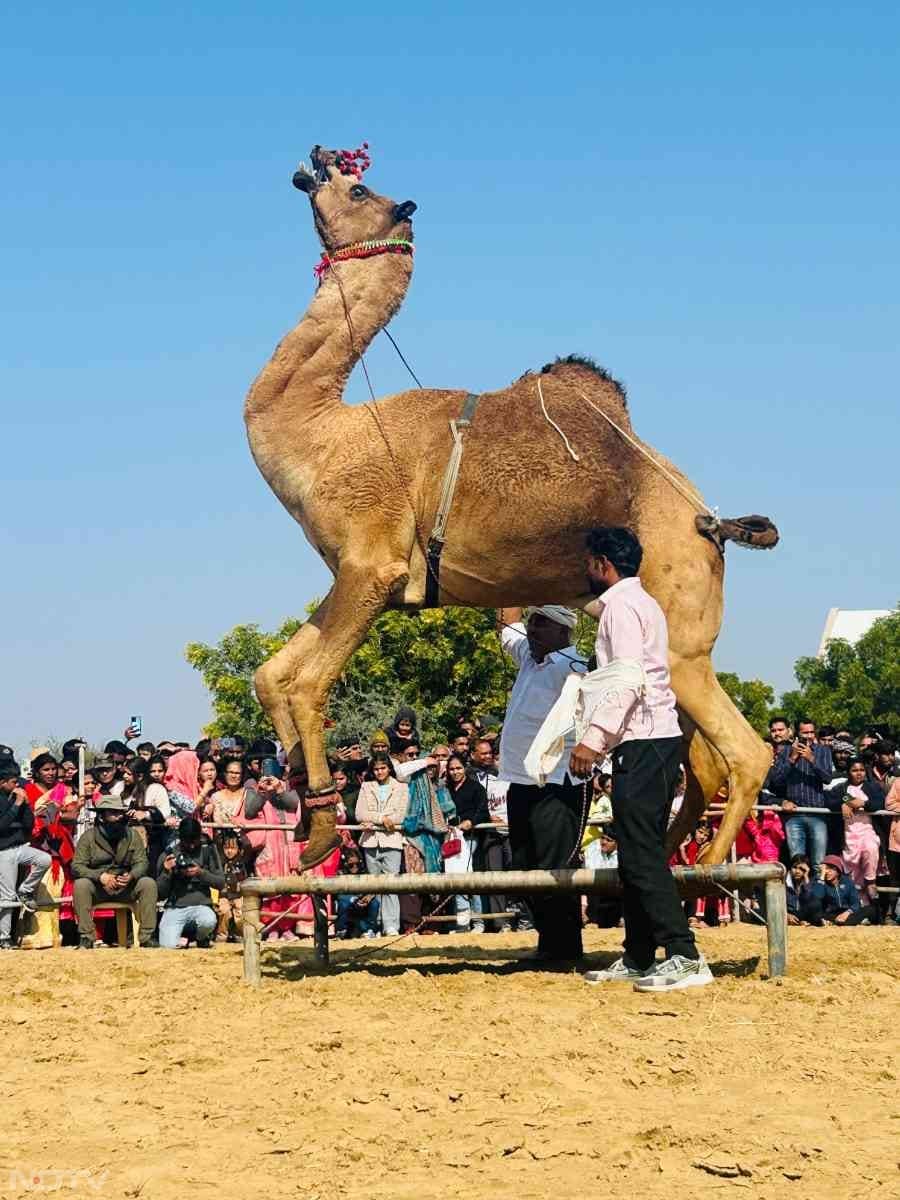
498 605 587 961
569 526 712 992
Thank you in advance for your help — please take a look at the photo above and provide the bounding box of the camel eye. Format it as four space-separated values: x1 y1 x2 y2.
349 184 368 200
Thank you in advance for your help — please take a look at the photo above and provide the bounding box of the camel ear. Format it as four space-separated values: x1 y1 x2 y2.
293 163 318 194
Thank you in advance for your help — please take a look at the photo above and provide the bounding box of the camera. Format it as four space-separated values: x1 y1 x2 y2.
174 853 197 872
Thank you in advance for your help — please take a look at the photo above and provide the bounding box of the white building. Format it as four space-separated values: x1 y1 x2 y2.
817 608 891 656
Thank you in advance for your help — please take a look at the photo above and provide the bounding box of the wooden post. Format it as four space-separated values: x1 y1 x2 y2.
312 896 329 965
243 894 262 986
764 875 787 978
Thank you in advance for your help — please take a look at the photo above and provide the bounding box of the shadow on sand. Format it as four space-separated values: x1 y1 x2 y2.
259 942 762 983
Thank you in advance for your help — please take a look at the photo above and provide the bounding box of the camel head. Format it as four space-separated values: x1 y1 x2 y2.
292 144 417 252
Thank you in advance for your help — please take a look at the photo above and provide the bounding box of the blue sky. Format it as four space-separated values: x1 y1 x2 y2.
3 2 898 756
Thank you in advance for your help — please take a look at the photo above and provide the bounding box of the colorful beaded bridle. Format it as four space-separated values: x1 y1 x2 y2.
311 143 415 283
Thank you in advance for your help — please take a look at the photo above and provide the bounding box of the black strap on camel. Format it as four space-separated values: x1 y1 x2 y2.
425 392 481 607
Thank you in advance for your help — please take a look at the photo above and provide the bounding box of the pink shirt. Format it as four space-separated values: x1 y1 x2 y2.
582 576 681 753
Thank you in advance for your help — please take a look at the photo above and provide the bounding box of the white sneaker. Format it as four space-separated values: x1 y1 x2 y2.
632 954 713 992
362 930 377 940
583 956 651 984
382 928 400 937
471 922 485 934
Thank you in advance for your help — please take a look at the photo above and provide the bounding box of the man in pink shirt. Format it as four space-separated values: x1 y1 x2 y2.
569 526 712 992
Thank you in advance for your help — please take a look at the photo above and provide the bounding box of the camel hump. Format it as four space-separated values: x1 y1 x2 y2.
695 513 779 552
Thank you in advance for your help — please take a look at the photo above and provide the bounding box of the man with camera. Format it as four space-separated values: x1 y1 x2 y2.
72 795 159 948
157 817 225 949
768 718 833 869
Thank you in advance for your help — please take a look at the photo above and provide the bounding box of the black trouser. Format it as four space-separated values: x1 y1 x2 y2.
477 835 511 923
507 779 585 958
587 896 623 928
611 737 697 969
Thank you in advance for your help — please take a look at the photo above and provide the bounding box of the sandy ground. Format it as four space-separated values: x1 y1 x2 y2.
1 925 897 1199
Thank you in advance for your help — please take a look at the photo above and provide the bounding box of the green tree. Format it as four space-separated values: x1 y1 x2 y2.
779 606 900 732
185 618 301 740
185 606 518 744
335 606 515 745
715 672 775 736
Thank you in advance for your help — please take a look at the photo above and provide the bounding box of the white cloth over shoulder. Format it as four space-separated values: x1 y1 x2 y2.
524 659 646 786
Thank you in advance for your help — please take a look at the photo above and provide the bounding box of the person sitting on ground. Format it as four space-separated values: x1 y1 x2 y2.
356 753 409 937
810 855 879 925
0 762 52 950
157 817 225 948
334 844 381 939
786 854 821 925
215 833 247 942
583 826 624 929
71 795 159 949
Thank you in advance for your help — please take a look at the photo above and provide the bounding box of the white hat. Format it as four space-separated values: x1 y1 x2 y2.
527 605 578 630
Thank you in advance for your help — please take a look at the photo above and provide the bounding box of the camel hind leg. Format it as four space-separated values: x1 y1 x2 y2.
670 656 771 865
666 715 727 855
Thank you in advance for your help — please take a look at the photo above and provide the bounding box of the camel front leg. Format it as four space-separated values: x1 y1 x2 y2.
254 592 332 766
287 558 410 792
670 656 771 865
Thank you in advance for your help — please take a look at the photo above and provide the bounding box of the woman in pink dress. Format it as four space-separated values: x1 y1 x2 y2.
834 758 884 901
239 773 340 942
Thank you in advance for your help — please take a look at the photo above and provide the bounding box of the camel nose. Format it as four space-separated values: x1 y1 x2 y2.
393 200 417 221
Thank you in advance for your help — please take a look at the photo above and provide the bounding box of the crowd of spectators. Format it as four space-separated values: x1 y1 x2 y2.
0 711 898 951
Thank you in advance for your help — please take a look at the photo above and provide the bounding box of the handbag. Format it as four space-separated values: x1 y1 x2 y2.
441 836 462 860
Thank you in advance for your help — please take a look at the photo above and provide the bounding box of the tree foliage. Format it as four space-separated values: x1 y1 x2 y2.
779 607 900 733
185 618 301 740
715 672 775 736
185 606 518 745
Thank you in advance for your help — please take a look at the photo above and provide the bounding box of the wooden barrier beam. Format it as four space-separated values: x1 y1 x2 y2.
240 864 787 986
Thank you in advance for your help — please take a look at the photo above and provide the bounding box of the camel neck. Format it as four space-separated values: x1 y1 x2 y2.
245 251 414 428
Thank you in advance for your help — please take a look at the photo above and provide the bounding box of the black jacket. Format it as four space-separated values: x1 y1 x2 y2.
448 777 489 828
0 794 33 851
157 838 225 909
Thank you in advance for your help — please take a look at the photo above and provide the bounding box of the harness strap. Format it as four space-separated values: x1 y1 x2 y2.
425 392 480 607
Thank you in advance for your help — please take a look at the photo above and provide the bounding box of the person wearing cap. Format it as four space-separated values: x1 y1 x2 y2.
809 855 879 925
0 761 52 950
71 796 159 948
497 602 588 962
571 526 712 992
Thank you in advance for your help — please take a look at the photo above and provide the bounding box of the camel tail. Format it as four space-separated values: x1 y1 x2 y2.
695 513 779 552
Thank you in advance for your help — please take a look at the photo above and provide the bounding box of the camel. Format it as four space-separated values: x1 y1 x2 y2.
244 144 779 870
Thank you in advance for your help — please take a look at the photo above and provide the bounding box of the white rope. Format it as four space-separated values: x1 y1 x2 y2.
578 391 713 516
430 419 466 542
536 378 580 462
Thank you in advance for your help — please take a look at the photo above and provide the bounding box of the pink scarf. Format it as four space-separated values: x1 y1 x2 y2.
164 750 200 803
